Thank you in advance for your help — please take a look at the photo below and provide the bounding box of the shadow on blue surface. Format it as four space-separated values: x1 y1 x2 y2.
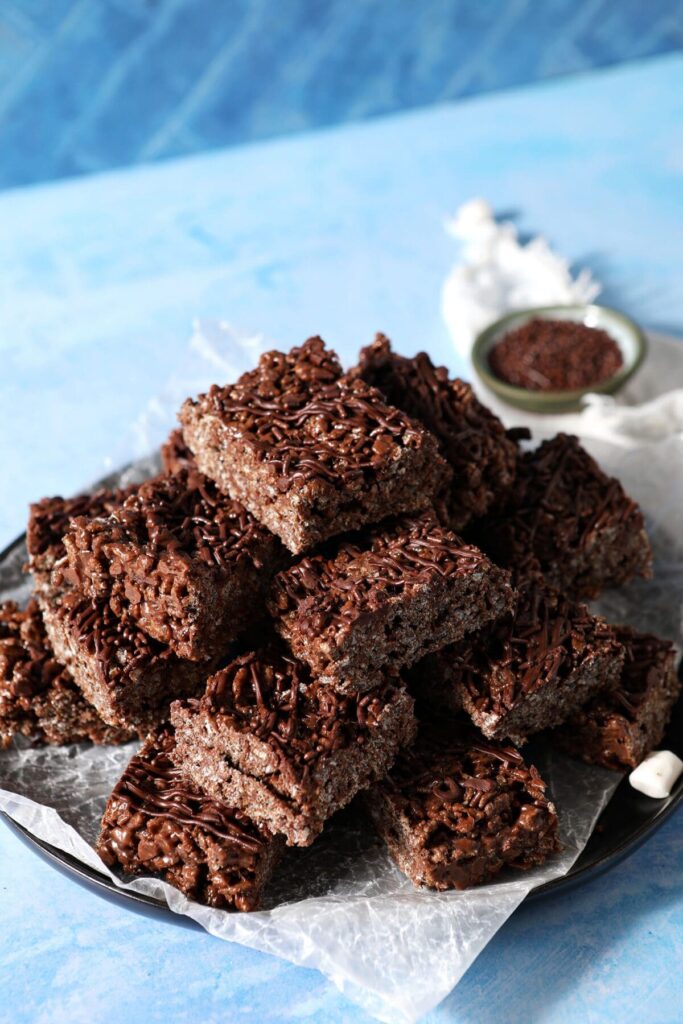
0 810 681 1023
445 820 682 1024
0 0 682 186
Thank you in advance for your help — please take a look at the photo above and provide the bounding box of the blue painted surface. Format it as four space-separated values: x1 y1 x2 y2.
0 808 681 1023
1 55 682 546
0 54 682 1022
0 0 682 185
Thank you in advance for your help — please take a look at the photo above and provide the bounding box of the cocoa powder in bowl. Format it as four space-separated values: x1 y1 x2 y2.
489 318 623 392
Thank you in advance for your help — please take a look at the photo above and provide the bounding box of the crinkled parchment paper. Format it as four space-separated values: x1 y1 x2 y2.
1 322 682 1023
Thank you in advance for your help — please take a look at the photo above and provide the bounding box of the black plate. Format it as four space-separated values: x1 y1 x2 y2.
1 527 681 925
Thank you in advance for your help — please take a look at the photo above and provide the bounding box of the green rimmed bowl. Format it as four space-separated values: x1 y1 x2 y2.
471 304 648 413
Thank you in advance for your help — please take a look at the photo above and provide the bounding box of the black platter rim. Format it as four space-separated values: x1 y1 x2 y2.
1 526 681 926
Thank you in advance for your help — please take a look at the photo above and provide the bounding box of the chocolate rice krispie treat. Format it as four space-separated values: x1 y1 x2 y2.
161 429 197 476
27 486 136 587
39 587 212 734
553 626 680 771
351 334 518 529
413 582 625 746
62 468 284 661
171 645 417 846
0 599 133 748
471 434 652 599
268 511 514 694
364 724 560 890
97 729 282 911
179 336 450 553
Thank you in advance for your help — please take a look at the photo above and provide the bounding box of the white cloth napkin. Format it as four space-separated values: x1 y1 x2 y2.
441 200 683 446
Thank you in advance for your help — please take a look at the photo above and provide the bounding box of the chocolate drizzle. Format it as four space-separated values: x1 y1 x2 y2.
353 334 517 526
203 647 397 779
60 589 170 680
269 511 491 638
449 582 622 716
381 725 553 831
27 485 136 569
68 468 277 573
0 599 69 700
473 434 652 596
112 731 268 851
586 626 676 723
183 336 444 490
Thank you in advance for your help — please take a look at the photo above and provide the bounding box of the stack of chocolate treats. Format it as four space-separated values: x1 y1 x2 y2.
3 335 679 910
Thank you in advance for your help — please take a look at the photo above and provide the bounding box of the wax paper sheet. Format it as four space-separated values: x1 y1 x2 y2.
1 322 682 1023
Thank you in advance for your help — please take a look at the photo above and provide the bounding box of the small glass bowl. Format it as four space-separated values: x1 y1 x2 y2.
471 303 647 413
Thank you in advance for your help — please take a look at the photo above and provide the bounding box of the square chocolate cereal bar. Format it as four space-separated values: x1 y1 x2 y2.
352 334 518 529
554 626 680 770
268 511 513 694
472 434 652 599
171 646 417 846
62 468 284 661
413 582 625 746
179 337 450 553
0 599 133 748
39 587 211 734
97 729 282 911
364 724 560 890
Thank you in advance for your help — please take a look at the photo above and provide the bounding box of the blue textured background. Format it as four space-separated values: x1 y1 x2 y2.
1 1 682 1018
0 53 682 1022
0 0 682 185
0 814 681 1024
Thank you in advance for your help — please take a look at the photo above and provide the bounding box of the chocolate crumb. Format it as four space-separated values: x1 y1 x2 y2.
489 318 623 392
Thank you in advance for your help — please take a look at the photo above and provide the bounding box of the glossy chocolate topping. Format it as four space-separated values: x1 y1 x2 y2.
60 589 169 676
270 511 491 637
453 582 622 716
185 337 442 489
226 335 343 402
112 731 268 852
0 599 69 699
69 468 276 571
384 726 550 827
202 647 399 777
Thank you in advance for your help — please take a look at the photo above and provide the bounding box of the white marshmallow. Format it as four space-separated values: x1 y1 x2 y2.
629 750 683 799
